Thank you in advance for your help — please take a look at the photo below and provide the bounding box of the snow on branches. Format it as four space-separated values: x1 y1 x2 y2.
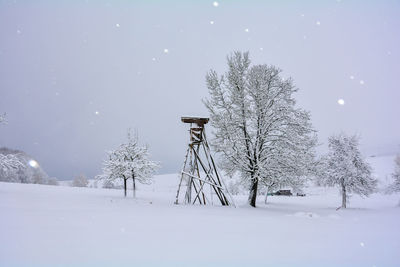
97 130 159 198
386 155 400 204
318 133 377 208
0 154 24 181
204 51 317 207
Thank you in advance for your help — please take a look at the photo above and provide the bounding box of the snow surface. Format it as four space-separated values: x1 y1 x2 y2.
1 157 399 266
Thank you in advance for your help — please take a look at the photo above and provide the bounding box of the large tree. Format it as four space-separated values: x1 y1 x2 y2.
318 133 377 208
97 130 159 198
204 51 317 207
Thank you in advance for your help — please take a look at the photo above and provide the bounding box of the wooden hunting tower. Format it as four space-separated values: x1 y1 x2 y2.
175 117 234 206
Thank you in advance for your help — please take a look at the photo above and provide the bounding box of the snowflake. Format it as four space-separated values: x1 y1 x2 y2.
338 99 345 105
210 21 215 25
350 75 354 80
244 28 249 33
316 21 321 26
359 80 364 85
213 1 219 7
116 23 120 28
163 48 169 54
95 111 100 115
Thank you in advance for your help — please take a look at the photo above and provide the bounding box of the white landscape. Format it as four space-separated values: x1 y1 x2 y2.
1 155 399 266
1 1 400 266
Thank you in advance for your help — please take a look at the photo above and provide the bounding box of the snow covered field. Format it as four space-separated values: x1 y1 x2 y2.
1 157 399 266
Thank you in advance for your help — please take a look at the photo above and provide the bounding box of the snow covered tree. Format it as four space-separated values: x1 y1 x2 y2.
102 180 115 189
72 174 89 187
386 154 400 205
0 154 23 182
97 130 159 198
1 116 24 181
47 177 59 186
204 51 317 207
318 133 377 209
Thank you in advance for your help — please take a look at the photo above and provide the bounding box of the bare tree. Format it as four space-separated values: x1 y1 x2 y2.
318 133 377 209
204 51 317 207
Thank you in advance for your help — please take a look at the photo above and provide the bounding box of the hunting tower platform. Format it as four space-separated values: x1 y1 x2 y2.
175 117 234 206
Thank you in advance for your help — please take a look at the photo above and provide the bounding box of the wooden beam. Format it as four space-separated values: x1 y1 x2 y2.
181 117 209 125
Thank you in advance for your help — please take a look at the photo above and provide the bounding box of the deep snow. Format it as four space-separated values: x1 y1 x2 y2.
0 156 399 266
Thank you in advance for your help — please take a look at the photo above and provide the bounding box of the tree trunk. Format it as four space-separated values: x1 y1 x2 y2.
341 184 347 208
248 177 258 207
124 178 127 197
264 186 269 204
132 175 136 199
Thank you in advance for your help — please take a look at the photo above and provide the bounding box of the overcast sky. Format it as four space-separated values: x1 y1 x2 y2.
1 0 399 180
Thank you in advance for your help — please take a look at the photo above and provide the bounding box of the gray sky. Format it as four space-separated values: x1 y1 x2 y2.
1 0 399 180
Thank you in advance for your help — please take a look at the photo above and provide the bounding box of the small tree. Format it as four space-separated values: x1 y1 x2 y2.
102 180 115 189
47 177 59 186
72 174 89 187
318 133 377 208
97 130 159 198
386 154 400 205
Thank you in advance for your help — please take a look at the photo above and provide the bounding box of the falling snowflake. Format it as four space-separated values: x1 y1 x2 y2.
210 21 215 25
244 28 249 33
338 99 345 105
116 23 120 28
259 47 264 51
213 1 219 7
359 80 365 85
303 35 307 40
316 21 321 26
152 57 156 61
350 75 355 80
95 111 99 115
16 29 21 34
360 242 365 247
163 48 169 54
301 14 305 17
